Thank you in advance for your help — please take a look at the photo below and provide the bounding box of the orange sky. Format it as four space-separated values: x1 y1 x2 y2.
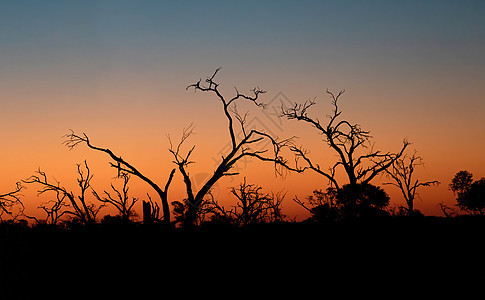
1 1 485 221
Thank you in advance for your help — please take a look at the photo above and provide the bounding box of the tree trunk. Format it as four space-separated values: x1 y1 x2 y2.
143 201 153 224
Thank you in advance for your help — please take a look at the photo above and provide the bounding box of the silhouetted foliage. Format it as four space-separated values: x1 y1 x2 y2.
450 171 485 215
295 183 389 221
336 183 390 218
294 189 339 222
384 151 439 215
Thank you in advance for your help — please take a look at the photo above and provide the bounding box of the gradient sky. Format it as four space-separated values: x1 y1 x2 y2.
1 0 484 219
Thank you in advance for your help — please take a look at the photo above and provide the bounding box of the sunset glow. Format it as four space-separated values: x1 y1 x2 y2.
1 1 484 221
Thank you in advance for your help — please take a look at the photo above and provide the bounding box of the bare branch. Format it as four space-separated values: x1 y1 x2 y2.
281 89 409 192
178 69 293 227
0 182 24 220
384 150 440 213
63 130 175 224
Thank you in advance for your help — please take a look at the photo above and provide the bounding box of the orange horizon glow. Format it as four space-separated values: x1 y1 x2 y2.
1 1 484 222
2 85 482 222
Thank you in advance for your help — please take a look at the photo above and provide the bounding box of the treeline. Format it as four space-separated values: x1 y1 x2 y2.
1 69 483 230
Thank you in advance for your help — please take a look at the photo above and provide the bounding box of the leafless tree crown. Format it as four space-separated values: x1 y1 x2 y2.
63 130 175 224
281 89 409 190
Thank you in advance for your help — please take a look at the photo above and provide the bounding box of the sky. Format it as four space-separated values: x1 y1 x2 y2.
1 0 484 220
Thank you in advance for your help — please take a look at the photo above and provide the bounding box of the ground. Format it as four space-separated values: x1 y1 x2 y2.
1 217 483 298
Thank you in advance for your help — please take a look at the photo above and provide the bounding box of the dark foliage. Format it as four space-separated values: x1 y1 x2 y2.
1 216 484 299
296 183 390 222
450 171 485 215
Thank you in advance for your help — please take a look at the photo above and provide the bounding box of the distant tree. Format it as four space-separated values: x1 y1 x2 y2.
384 151 439 215
0 182 23 221
227 179 285 226
438 201 458 218
334 183 390 218
23 161 103 224
295 183 389 220
171 68 291 227
92 172 139 223
449 171 473 197
281 90 408 206
142 194 160 225
450 171 485 215
28 189 70 226
294 189 340 222
188 179 285 226
64 131 176 225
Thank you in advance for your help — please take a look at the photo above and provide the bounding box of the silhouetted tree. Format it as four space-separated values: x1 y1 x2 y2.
438 201 458 218
336 183 390 218
450 171 485 215
64 131 176 224
226 179 285 226
281 90 409 191
0 182 23 221
384 151 439 215
27 190 70 225
178 179 286 226
295 183 389 220
143 194 160 224
172 68 291 227
449 171 473 197
23 161 103 224
294 189 340 222
92 172 138 223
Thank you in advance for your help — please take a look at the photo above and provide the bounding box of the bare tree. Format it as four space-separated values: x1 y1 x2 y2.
228 179 285 226
23 161 103 224
173 68 291 227
384 151 439 214
0 182 24 221
183 179 286 226
64 131 176 224
142 194 160 224
93 172 139 223
27 190 71 225
281 90 409 191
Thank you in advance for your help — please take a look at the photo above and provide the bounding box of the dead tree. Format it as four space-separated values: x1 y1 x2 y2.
384 151 439 214
23 161 103 224
64 131 176 224
175 68 291 227
189 179 285 226
29 191 70 225
92 172 139 223
142 194 159 224
228 179 285 226
0 182 24 221
281 90 409 191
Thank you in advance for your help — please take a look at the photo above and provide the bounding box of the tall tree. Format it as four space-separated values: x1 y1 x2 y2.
384 151 439 214
64 131 176 224
174 68 291 227
281 90 409 190
92 172 139 223
450 171 485 215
